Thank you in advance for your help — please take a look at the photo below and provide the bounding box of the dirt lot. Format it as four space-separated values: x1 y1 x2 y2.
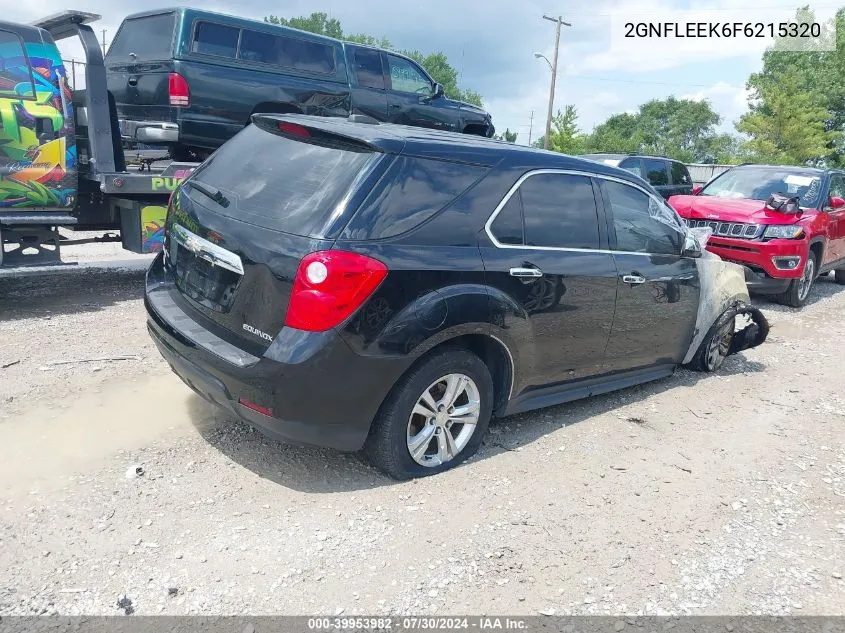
0 247 843 616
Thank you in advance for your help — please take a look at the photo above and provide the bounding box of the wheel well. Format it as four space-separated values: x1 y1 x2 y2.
248 102 303 125
809 240 824 267
436 334 513 414
462 123 489 137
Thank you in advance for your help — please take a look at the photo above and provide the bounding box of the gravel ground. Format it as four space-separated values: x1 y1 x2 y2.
0 253 843 617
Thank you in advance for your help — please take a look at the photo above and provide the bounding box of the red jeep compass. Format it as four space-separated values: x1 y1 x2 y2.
669 165 845 307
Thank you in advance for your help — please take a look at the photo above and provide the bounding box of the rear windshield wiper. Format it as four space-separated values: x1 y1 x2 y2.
184 180 230 208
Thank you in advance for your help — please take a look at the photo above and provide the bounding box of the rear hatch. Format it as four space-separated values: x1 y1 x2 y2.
105 11 177 130
162 117 387 354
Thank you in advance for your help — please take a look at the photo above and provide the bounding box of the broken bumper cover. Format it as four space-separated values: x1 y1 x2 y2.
725 301 769 355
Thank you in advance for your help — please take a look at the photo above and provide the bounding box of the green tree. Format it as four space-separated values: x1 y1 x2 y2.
737 68 838 165
745 7 845 164
536 105 588 154
495 128 518 143
264 12 483 107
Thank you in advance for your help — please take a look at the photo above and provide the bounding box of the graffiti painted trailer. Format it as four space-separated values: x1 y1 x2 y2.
0 11 199 267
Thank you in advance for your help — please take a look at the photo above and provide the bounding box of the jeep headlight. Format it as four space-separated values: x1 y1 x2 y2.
763 224 804 239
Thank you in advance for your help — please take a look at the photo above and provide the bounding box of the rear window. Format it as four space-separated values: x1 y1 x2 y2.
342 156 488 240
187 123 378 238
106 13 176 62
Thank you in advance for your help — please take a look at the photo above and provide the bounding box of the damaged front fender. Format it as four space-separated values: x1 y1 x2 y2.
682 236 769 371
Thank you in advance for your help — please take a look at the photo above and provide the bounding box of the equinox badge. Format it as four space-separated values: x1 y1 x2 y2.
243 323 273 341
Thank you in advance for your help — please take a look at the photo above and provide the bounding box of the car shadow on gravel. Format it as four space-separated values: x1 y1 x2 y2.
187 348 766 491
0 268 145 321
751 272 843 313
187 395 395 493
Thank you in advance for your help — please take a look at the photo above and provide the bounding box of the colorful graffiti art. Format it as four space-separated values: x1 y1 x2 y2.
0 34 77 209
141 205 168 253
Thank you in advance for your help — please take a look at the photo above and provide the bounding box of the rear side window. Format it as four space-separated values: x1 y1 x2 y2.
192 22 239 58
604 180 683 255
188 124 379 238
671 161 692 186
343 156 488 240
353 49 384 89
644 159 669 186
0 30 35 100
489 192 524 245
234 28 336 74
106 13 176 62
519 173 600 249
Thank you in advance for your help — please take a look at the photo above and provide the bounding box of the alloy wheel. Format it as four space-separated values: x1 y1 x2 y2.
798 257 815 302
406 373 481 467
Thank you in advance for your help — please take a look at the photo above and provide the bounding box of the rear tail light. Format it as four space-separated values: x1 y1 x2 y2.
285 250 388 332
169 72 190 107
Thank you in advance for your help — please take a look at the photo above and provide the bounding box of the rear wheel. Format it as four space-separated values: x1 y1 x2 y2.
776 252 817 308
364 348 493 479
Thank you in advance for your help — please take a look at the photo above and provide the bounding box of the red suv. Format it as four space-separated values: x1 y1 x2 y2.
668 165 845 307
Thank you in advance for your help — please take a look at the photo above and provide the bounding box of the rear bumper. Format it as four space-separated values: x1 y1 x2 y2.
119 118 180 144
144 254 407 451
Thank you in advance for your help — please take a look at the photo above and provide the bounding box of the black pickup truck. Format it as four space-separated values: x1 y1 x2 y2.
105 8 496 159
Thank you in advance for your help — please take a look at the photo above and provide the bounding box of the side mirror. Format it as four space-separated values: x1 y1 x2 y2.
691 185 703 195
681 231 703 258
433 82 445 98
829 195 845 209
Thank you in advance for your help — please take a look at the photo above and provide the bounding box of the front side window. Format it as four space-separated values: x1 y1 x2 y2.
0 29 35 100
519 173 601 249
618 158 643 178
604 180 684 255
671 161 692 186
643 159 669 186
353 49 384 89
827 174 845 201
386 55 431 94
192 22 239 58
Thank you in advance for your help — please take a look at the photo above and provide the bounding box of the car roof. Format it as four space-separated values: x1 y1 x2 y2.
729 164 832 174
267 115 656 184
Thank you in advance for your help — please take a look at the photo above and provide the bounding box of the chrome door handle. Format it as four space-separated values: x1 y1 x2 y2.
509 267 543 278
622 274 646 284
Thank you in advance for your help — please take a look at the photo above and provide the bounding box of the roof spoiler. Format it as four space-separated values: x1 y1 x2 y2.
251 114 385 153
32 11 101 41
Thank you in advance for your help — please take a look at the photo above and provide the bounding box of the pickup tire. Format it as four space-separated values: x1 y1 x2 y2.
775 251 817 308
834 269 845 285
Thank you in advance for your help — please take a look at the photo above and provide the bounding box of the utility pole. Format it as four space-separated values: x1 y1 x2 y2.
528 110 534 146
541 15 571 150
101 29 107 54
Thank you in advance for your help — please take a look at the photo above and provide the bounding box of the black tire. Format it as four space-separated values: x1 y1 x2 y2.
688 309 735 372
835 269 845 285
775 251 817 308
363 347 493 480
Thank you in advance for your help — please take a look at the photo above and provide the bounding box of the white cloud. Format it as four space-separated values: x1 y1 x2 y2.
681 81 751 132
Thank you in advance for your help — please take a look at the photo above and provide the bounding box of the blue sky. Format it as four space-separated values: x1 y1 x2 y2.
8 0 839 144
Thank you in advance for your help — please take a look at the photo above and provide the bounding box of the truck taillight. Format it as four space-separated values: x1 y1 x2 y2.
285 251 388 332
169 72 190 107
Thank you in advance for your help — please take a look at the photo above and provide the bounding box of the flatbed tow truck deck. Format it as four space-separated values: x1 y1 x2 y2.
0 11 198 269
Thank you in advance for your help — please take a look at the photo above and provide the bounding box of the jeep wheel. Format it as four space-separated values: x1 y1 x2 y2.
776 252 817 308
364 348 493 480
834 269 845 285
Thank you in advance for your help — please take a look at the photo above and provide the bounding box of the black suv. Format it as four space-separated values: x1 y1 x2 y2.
580 154 694 200
145 116 762 479
106 8 495 159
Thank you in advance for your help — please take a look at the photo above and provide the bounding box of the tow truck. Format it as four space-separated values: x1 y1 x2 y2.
0 11 198 269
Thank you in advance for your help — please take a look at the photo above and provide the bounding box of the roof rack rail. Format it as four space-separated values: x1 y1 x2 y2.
347 114 380 125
